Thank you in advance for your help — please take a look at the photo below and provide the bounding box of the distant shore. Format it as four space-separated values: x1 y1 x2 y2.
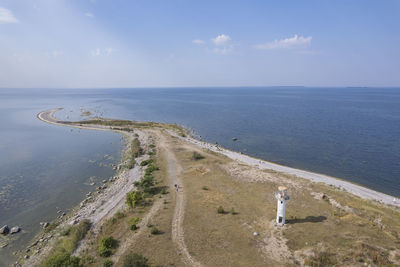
39 108 400 208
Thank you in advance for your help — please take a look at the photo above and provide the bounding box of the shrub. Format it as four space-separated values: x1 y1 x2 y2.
123 253 149 267
129 217 141 231
161 188 168 194
230 208 238 215
43 252 82 267
192 152 204 160
140 159 153 166
99 236 118 257
150 226 161 235
103 259 113 267
217 206 225 214
201 186 209 190
126 190 145 208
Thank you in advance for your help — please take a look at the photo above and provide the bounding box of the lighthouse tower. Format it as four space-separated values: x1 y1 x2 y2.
275 186 290 225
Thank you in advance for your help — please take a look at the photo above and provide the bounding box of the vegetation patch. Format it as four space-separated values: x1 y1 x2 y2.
123 253 149 267
192 151 205 160
126 138 144 169
103 259 114 267
129 217 141 231
98 236 118 257
42 219 91 267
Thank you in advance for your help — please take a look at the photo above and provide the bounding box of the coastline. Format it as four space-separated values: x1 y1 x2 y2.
12 108 397 266
39 108 400 208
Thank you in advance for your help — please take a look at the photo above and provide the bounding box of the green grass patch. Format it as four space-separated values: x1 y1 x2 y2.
98 236 118 257
42 219 91 266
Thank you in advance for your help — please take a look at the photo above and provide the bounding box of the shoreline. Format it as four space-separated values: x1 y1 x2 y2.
39 108 400 208
175 133 400 208
18 108 398 267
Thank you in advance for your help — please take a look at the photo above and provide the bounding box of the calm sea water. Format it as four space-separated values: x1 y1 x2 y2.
0 87 399 265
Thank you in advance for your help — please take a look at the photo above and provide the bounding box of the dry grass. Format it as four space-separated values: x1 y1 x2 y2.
68 124 400 266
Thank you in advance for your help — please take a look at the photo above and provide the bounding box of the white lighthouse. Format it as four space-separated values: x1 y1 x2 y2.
275 186 290 225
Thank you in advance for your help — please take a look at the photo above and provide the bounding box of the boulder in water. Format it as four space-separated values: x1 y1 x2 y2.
0 225 9 235
10 226 21 234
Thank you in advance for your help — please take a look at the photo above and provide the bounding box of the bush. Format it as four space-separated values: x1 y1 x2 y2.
99 236 118 257
192 152 204 160
43 252 82 267
201 186 209 190
230 208 238 215
140 159 153 166
150 226 161 235
217 206 225 214
126 190 145 208
129 217 141 231
161 188 168 194
123 253 149 267
103 259 113 267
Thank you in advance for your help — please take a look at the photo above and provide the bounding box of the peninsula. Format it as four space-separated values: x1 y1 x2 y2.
16 108 400 266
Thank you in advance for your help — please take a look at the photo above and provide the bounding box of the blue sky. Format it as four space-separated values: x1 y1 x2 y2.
0 0 399 88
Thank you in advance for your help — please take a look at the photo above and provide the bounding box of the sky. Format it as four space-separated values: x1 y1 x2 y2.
0 0 399 88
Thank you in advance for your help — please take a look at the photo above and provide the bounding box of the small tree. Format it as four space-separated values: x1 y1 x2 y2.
126 190 145 208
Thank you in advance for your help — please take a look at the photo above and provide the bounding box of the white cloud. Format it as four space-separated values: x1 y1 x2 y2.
90 48 101 57
212 34 231 46
90 48 114 57
104 47 114 55
85 12 94 18
254 34 312 50
46 50 64 58
0 7 19 24
192 39 205 45
212 46 233 55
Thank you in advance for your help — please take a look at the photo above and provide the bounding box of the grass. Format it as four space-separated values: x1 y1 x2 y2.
48 123 400 266
41 219 91 266
122 253 149 267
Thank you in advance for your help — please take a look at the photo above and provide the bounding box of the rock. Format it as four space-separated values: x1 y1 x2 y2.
0 225 9 235
89 182 95 186
24 255 29 259
253 232 259 236
1 243 8 248
102 179 107 183
70 219 79 225
42 222 49 229
10 226 20 234
232 137 238 141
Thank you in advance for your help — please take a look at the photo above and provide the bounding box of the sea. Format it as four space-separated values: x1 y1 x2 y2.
0 87 399 265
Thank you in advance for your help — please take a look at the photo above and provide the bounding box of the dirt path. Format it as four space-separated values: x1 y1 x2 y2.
158 133 203 267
